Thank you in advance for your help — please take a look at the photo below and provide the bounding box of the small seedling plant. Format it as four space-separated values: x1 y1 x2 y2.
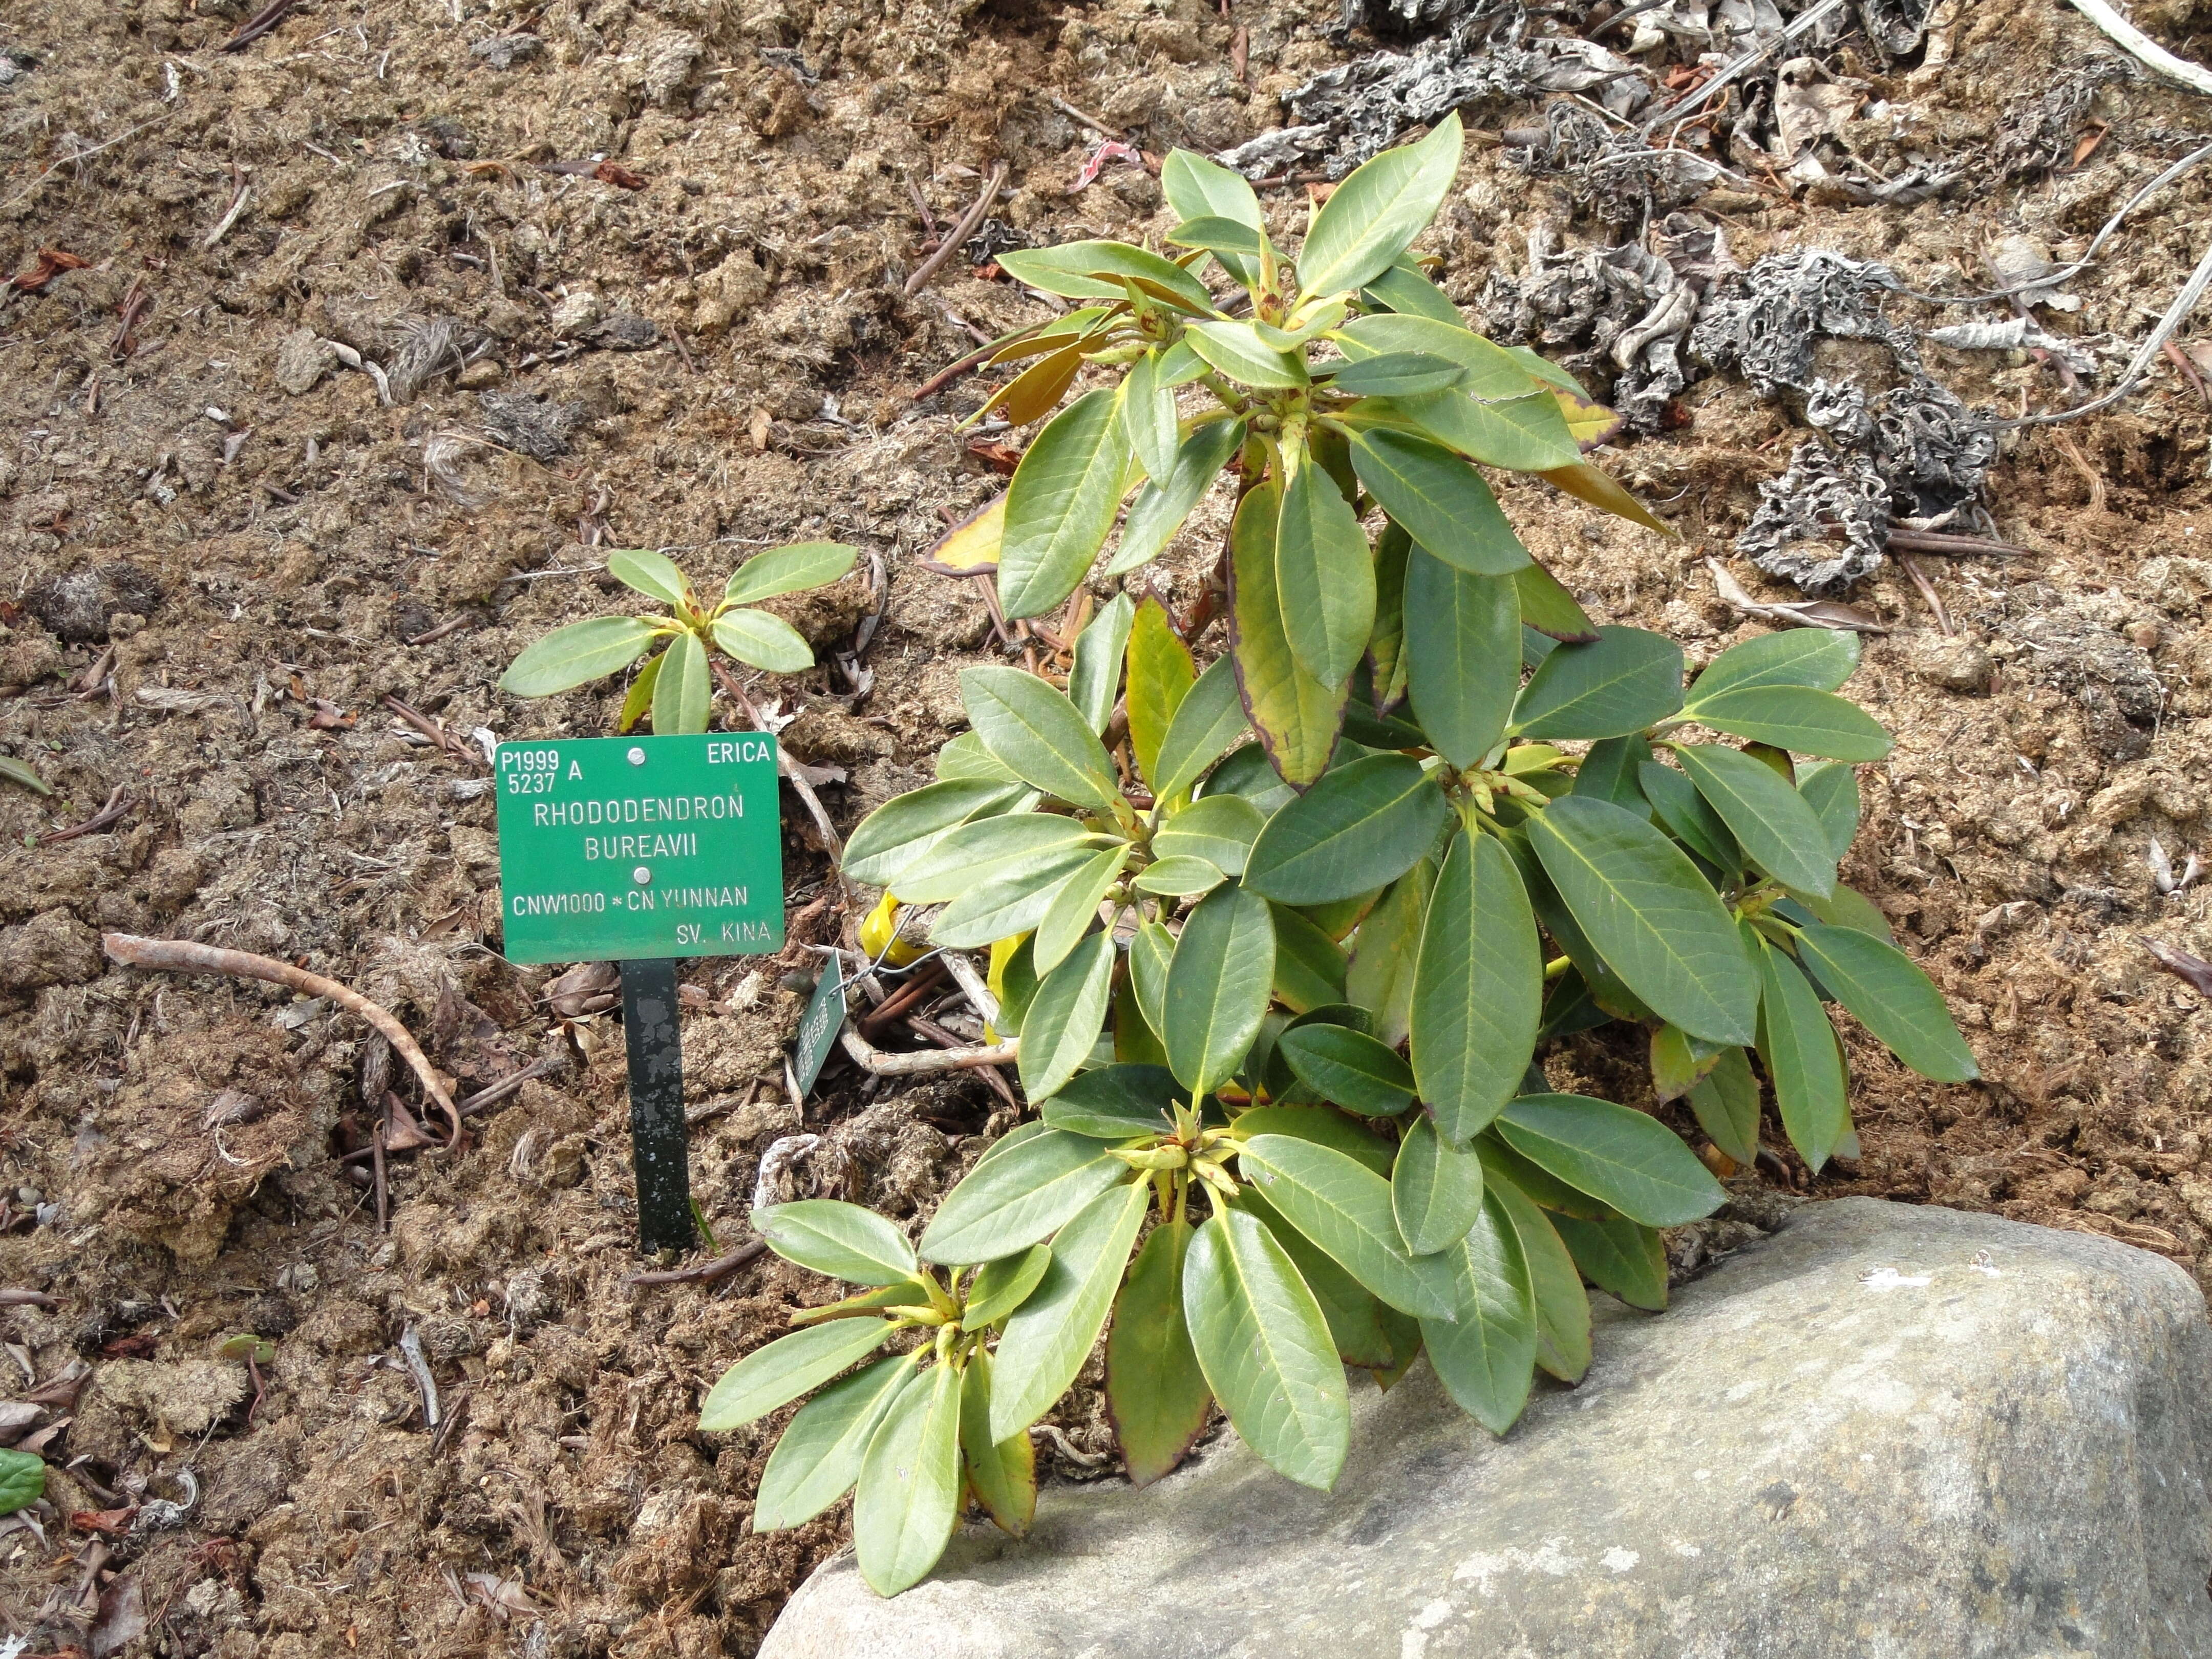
497 542 858 732
698 119 1977 1597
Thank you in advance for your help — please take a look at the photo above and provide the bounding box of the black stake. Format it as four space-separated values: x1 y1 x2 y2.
620 958 695 1253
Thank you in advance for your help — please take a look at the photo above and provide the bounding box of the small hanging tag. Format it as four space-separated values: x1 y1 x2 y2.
792 952 845 1098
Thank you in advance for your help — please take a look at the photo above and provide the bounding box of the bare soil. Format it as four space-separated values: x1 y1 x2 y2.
4 0 2212 1650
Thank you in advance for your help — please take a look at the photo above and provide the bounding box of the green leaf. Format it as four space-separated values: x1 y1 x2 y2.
1411 830 1541 1142
1511 626 1684 740
962 665 1123 812
1118 351 1181 487
963 1243 1054 1329
1573 735 1651 816
1169 213 1266 256
929 842 1102 949
722 541 859 605
0 756 52 796
893 812 1100 904
1514 561 1600 643
919 1125 1124 1265
698 1318 895 1431
1125 597 1196 784
1187 319 1308 388
935 730 1024 784
500 615 657 696
1297 112 1462 299
1636 761 1740 874
1797 761 1861 863
1106 1217 1213 1485
1260 905 1342 1014
989 1180 1150 1440
1165 883 1276 1095
1393 1115 1485 1254
754 1200 920 1287
1154 793 1264 879
1369 521 1412 708
1693 627 1861 699
854 1361 963 1597
1670 742 1837 899
1474 1132 1611 1220
1755 933 1852 1171
1152 654 1250 801
1277 1023 1414 1114
1548 1212 1669 1311
999 390 1134 619
753 1355 916 1531
1685 685 1892 762
608 546 693 607
1130 916 1175 1038
1336 312 1545 401
1795 924 1979 1082
1404 547 1519 769
1234 1105 1394 1175
1349 429 1530 575
1031 845 1129 975
1495 1094 1726 1226
1019 930 1118 1097
1686 1046 1761 1165
1228 476 1348 786
1183 1205 1349 1488
1359 257 1464 324
1346 857 1434 1050
712 608 815 673
1276 452 1377 688
960 1351 1038 1536
1650 1023 1724 1104
1329 352 1465 398
996 240 1218 311
1525 795 1758 1045
1163 150 1265 287
1110 418 1245 577
1132 855 1223 897
652 629 712 734
1419 1189 1536 1435
1387 389 1581 473
1240 1188 1395 1366
1069 592 1136 734
0 1445 45 1516
1238 1134 1458 1318
618 649 663 735
1244 754 1449 905
1485 1175 1590 1382
1039 1064 1179 1138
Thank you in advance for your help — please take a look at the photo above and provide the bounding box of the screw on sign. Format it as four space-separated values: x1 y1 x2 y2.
494 733 786 1251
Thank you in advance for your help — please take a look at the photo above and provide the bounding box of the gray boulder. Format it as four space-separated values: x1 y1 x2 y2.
761 1198 2212 1658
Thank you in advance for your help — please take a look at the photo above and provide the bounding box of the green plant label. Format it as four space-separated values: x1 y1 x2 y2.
793 953 846 1096
493 734 786 963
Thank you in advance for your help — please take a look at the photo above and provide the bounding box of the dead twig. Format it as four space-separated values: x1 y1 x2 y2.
1883 529 2029 558
904 162 1007 297
908 1016 1019 1111
220 0 299 50
397 1324 441 1429
1049 94 1123 140
457 1053 565 1118
2061 0 2212 93
711 662 844 858
2141 937 2212 997
1896 552 1955 637
0 1289 55 1308
383 694 485 771
855 957 950 1038
839 1020 1017 1076
38 785 134 845
102 933 462 1142
625 1239 769 1287
2166 339 2212 410
912 326 1036 401
406 616 477 646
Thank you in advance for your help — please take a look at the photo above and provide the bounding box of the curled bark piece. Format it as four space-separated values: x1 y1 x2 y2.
101 933 460 1140
2062 0 2212 96
838 1021 1018 1076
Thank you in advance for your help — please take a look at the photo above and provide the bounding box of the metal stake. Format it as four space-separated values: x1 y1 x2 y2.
619 958 695 1253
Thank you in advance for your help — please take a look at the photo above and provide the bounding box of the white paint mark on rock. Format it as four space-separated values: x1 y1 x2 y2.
1412 1603 1453 1630
1452 1538 1583 1596
1601 1547 1640 1573
1858 1267 1932 1292
1668 1540 1703 1559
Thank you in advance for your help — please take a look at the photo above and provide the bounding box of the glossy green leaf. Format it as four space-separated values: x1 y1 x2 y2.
1032 844 1129 975
989 1180 1150 1440
1298 112 1462 299
501 615 658 697
618 649 663 734
754 1200 919 1287
722 541 859 605
962 665 1123 812
1419 1189 1536 1435
1796 924 1979 1082
1204 742 1299 816
935 730 1025 785
1360 256 1463 324
1277 1023 1414 1114
963 1244 1054 1329
608 546 693 607
1636 761 1740 874
1393 1115 1485 1254
1573 735 1651 816
1797 761 1861 863
1069 592 1136 735
1039 1064 1180 1139
928 845 1098 951
1474 1133 1611 1220
1495 1093 1726 1226
1549 1212 1668 1311
1233 1105 1394 1175
1486 1174 1590 1382
1170 211 1266 256
1106 1217 1213 1486
996 240 1217 312
1513 561 1600 643
698 1318 895 1431
1228 476 1347 785
1163 149 1265 286
1368 520 1412 710
1671 742 1837 899
1165 883 1276 1095
1130 855 1220 896
752 1355 914 1530
1111 418 1245 577
1238 1134 1457 1318
1240 1188 1394 1366
1183 1205 1349 1489
1411 831 1541 1142
1277 452 1376 688
919 1125 1124 1265
1130 916 1176 1038
1404 547 1519 769
1336 313 1545 400
1244 753 1450 905
1686 685 1892 762
892 812 1099 904
1525 795 1758 1045
1349 429 1530 575
1692 627 1860 699
1153 654 1251 800
1187 320 1308 388
1155 795 1263 882
1686 1046 1761 1165
1125 598 1196 785
1019 930 1118 1098
1330 351 1464 397
1269 905 1350 1014
1649 1023 1724 1104
854 1361 962 1597
1120 351 1180 485
1387 388 1581 473
959 1351 1037 1536
1346 857 1434 1049
1512 626 1683 740
652 628 712 734
999 390 1134 619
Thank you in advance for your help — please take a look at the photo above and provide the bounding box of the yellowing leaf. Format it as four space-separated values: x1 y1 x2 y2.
1551 388 1623 450
919 495 1005 576
1538 462 1672 537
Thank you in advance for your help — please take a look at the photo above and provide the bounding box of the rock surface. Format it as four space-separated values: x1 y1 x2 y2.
761 1199 2212 1659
